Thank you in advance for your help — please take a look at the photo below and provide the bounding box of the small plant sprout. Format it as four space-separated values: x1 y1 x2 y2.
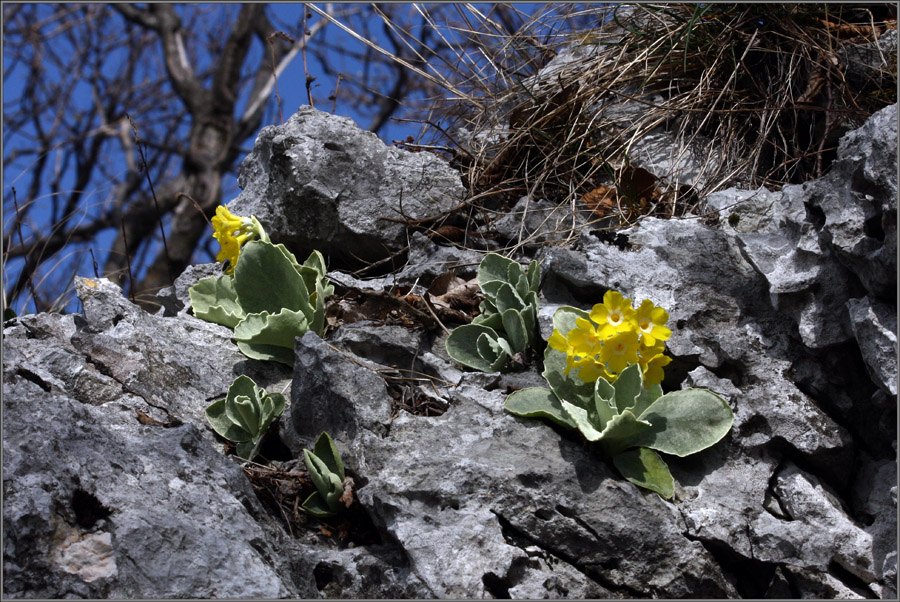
302 432 353 518
205 375 285 461
189 205 335 365
505 296 733 499
446 253 540 372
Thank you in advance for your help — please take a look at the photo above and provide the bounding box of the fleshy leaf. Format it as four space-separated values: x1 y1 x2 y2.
478 253 516 288
227 396 260 434
551 305 591 334
446 324 504 372
595 377 615 403
558 399 605 441
302 491 337 518
633 388 734 456
505 387 577 429
472 312 504 331
593 380 617 430
233 308 309 349
520 303 537 347
612 363 643 413
501 308 528 352
312 432 344 479
613 447 675 498
205 398 252 442
235 440 258 461
304 449 337 500
543 344 595 409
631 382 663 418
480 280 506 302
236 341 295 366
233 240 310 315
495 282 526 313
302 249 328 277
596 410 653 457
526 260 540 292
189 274 245 328
258 392 286 432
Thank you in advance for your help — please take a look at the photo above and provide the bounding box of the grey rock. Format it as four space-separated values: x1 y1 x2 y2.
289 544 432 598
704 105 897 347
490 196 587 246
3 364 302 598
228 106 466 271
751 462 877 584
294 346 737 598
288 331 394 449
5 84 896 600
848 296 898 396
2 278 305 598
776 566 870 599
851 453 899 599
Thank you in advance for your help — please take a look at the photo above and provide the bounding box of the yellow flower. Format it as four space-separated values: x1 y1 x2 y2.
642 353 672 385
575 359 614 383
637 338 671 385
603 328 640 374
634 299 672 346
211 206 257 273
551 318 604 375
590 290 637 338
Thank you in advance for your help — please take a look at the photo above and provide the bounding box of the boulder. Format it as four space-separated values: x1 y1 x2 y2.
3 103 895 598
227 106 466 271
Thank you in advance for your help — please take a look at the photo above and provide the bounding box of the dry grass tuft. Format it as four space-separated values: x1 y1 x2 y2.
376 4 897 251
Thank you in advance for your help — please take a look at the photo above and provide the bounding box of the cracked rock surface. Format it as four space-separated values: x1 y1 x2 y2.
4 105 896 598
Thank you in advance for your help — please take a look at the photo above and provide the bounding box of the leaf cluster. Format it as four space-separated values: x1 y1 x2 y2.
206 375 286 461
189 241 334 365
302 432 349 518
445 253 540 373
505 306 733 498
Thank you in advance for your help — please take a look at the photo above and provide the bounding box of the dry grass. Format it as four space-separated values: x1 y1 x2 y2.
368 3 897 252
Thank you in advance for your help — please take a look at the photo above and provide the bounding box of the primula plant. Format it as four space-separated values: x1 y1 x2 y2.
302 432 352 518
189 206 334 365
505 292 733 498
206 375 285 461
446 253 540 372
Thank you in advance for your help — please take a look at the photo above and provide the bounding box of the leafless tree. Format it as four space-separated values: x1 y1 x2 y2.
3 3 580 314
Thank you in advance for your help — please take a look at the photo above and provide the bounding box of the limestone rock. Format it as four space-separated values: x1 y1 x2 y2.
228 106 466 271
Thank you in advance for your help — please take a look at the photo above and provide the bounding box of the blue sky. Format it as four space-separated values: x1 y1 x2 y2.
2 3 563 314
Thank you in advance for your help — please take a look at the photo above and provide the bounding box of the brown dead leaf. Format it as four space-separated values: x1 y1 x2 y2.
582 185 617 216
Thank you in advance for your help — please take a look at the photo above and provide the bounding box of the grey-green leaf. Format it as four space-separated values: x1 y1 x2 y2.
446 324 504 372
613 447 675 499
559 398 605 441
232 308 309 349
233 240 310 315
596 410 653 457
495 282 526 313
302 491 337 518
526 259 540 292
501 308 528 352
236 341 295 366
612 363 643 413
189 274 245 328
505 387 577 430
542 344 594 409
478 253 516 288
632 388 734 457
551 305 590 334
312 432 344 479
205 398 252 442
235 441 258 461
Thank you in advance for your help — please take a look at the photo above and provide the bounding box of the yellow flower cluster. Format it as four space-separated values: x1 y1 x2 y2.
211 206 258 273
548 291 673 385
